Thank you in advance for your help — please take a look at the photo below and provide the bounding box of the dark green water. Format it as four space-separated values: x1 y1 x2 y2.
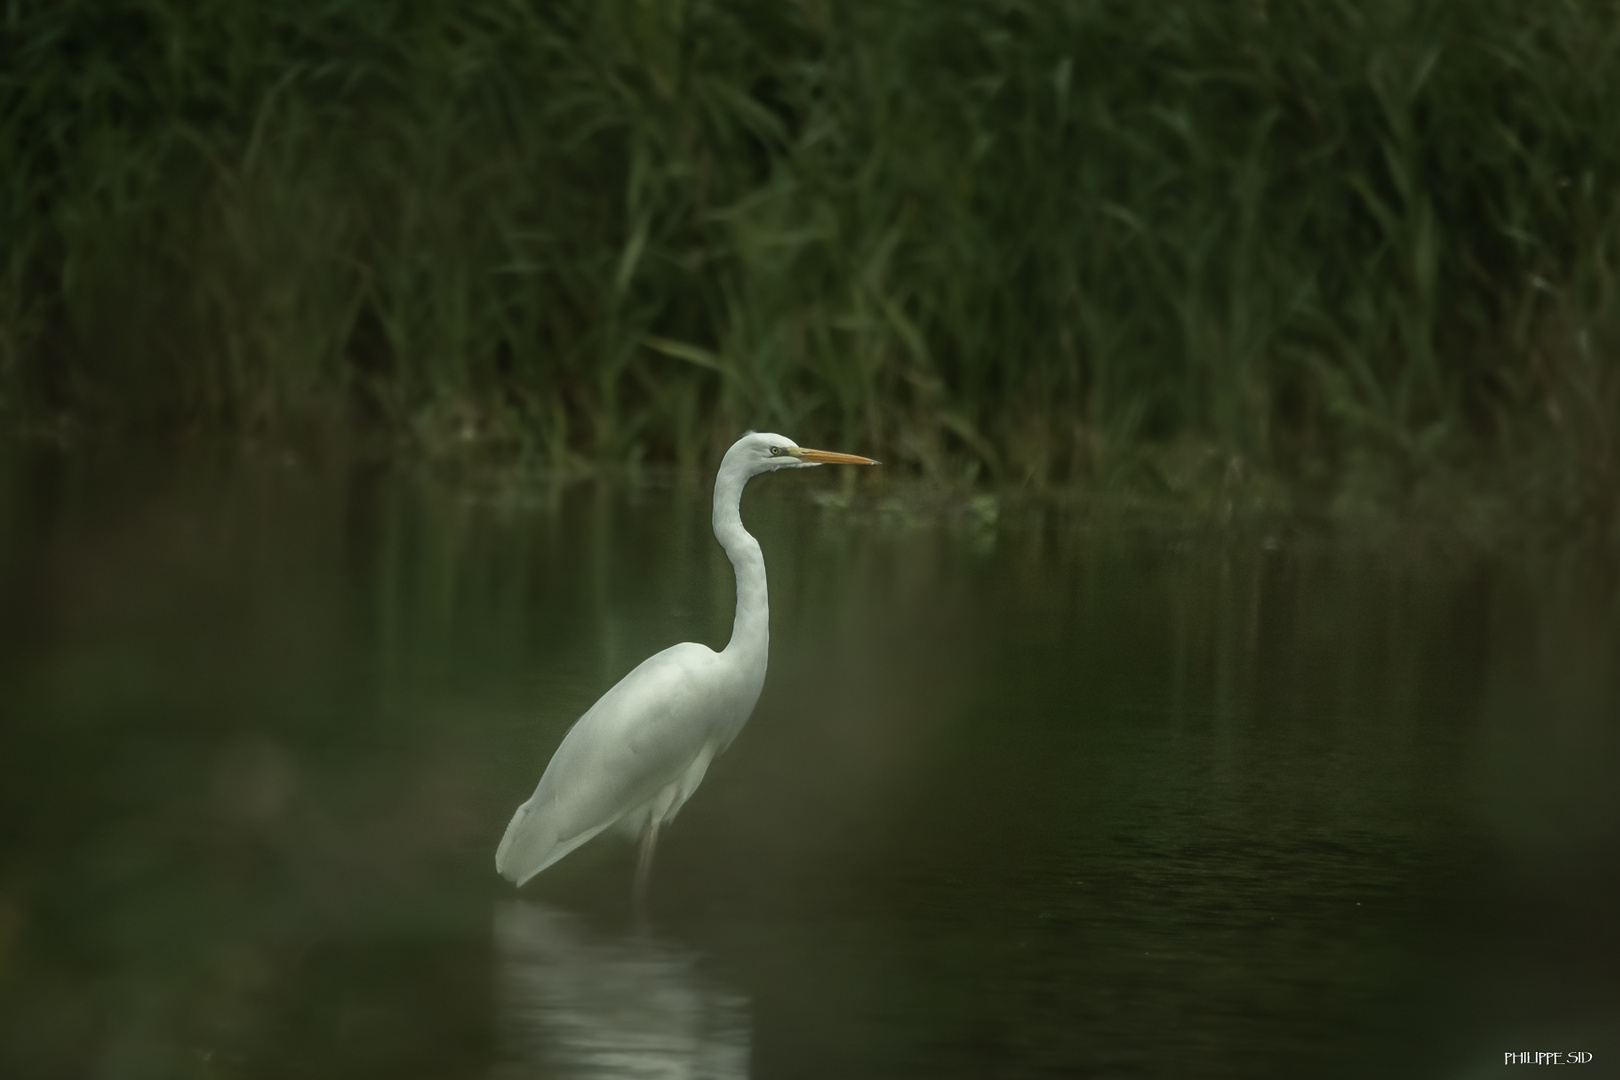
1 448 1616 1079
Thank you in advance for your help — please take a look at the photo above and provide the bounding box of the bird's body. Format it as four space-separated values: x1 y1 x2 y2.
495 641 757 885
495 432 877 895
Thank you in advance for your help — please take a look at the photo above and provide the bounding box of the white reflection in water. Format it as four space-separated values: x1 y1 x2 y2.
494 902 750 1079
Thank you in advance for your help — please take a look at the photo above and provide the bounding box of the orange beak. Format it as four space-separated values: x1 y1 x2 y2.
793 447 881 465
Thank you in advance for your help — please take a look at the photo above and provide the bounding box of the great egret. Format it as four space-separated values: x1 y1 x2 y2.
496 432 879 901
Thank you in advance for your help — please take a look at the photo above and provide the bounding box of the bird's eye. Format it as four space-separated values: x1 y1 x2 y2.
769 446 782 455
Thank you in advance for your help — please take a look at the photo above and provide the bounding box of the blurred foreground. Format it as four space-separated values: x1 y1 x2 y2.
0 446 1616 1078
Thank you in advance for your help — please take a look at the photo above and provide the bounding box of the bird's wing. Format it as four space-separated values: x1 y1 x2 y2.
495 642 727 885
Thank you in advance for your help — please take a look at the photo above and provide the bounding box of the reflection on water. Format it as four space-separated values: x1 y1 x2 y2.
0 446 1616 1077
494 903 748 1080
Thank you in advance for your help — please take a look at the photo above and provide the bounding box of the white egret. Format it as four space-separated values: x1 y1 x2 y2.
496 432 879 901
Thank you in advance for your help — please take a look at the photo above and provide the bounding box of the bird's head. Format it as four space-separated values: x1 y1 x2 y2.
728 431 881 476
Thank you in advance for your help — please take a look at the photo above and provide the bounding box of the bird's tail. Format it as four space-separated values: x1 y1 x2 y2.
495 799 609 887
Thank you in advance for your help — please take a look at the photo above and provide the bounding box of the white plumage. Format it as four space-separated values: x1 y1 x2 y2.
495 431 878 898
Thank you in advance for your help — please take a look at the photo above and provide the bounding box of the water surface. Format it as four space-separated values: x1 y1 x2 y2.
1 447 1616 1078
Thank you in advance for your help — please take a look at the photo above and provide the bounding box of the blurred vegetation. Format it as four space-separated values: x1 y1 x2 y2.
2 0 1618 522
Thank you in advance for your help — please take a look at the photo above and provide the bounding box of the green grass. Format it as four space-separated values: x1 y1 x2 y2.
2 0 1618 523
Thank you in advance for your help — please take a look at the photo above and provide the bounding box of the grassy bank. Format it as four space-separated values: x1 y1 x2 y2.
3 0 1618 521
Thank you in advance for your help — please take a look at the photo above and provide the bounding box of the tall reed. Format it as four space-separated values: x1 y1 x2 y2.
3 0 1617 515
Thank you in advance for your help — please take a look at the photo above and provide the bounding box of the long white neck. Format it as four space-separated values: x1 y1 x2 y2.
712 460 768 665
